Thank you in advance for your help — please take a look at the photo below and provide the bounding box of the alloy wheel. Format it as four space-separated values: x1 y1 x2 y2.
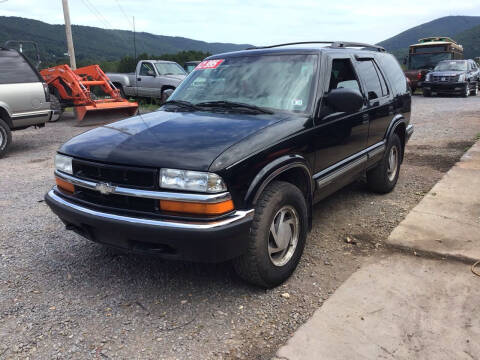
387 145 399 182
268 205 299 267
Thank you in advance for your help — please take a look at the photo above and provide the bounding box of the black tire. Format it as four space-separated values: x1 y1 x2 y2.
116 84 126 99
470 82 478 96
422 89 431 97
410 87 416 94
49 94 63 122
0 118 12 159
161 88 174 104
233 181 308 288
367 133 402 194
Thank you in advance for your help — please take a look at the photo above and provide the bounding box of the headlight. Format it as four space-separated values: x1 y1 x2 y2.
458 74 466 82
160 169 227 193
55 154 73 174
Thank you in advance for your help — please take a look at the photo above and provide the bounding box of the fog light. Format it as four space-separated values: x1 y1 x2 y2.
55 177 74 194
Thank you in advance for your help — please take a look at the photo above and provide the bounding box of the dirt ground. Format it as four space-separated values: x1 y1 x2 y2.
0 96 479 360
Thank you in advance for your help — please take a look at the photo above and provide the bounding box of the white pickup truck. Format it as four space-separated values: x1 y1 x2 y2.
107 60 187 101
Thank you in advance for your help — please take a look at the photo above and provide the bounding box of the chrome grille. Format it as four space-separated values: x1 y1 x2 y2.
431 75 459 83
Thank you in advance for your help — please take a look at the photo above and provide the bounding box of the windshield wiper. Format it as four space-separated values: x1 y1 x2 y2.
163 100 200 111
195 100 274 114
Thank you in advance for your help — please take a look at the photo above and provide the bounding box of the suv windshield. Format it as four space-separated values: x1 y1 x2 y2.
155 62 186 76
434 61 468 72
408 53 452 70
169 54 318 113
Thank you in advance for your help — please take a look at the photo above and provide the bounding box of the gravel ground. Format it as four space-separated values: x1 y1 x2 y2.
1 96 479 360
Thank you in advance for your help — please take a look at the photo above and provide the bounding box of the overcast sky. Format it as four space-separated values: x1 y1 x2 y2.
1 0 480 46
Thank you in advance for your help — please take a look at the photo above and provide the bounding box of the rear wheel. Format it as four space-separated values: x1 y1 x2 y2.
233 181 308 288
0 118 12 159
367 133 402 193
49 94 63 122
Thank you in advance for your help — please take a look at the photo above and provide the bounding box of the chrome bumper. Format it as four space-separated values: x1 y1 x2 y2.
47 189 254 230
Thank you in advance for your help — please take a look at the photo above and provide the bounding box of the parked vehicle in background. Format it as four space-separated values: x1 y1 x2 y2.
404 37 463 93
0 47 51 158
423 59 479 97
45 41 413 288
107 60 186 102
184 61 201 73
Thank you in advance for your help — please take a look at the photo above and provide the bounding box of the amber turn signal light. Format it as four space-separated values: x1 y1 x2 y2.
159 199 234 216
55 177 75 194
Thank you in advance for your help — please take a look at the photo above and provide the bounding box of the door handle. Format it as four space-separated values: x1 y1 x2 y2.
362 113 369 125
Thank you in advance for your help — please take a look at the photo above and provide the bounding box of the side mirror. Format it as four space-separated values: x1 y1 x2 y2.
147 70 155 76
324 87 364 114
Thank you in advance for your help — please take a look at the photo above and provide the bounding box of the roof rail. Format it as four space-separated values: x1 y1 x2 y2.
246 41 385 52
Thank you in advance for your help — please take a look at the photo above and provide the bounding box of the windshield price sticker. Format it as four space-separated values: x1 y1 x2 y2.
195 59 224 70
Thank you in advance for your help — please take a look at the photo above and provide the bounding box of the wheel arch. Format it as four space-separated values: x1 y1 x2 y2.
245 155 314 229
0 105 12 128
386 116 407 162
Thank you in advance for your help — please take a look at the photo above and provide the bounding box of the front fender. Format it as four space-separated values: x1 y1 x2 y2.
244 154 314 207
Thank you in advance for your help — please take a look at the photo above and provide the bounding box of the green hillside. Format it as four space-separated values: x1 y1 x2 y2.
378 16 480 51
455 24 480 59
0 16 251 66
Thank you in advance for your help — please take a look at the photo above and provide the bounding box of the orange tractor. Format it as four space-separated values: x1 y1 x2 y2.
40 64 138 121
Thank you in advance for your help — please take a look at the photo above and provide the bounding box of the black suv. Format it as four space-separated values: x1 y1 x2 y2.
45 41 413 288
423 59 479 97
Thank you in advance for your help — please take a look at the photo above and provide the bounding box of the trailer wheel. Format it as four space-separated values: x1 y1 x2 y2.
49 94 63 122
0 118 12 159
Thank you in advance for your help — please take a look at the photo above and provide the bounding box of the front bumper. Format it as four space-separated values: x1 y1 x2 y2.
45 188 254 262
406 124 414 143
423 82 467 94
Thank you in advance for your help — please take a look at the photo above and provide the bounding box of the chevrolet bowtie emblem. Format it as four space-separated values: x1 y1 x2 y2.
95 182 116 195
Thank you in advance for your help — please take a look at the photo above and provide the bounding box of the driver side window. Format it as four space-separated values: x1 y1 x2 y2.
329 59 361 93
139 62 155 76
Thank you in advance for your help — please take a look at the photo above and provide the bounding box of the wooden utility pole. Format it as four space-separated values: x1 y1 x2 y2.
62 0 76 69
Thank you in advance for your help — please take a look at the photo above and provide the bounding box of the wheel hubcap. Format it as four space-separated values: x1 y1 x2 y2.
387 146 398 182
268 205 299 267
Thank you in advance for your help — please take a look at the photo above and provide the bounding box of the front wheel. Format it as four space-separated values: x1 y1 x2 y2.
0 118 12 159
367 133 402 193
233 181 308 288
462 84 470 98
470 83 478 96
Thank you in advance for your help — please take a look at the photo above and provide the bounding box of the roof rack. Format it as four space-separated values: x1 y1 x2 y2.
246 41 385 52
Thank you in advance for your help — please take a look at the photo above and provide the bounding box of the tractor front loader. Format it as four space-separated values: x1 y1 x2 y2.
40 64 138 121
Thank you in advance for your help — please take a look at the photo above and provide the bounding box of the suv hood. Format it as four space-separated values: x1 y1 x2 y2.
59 110 282 171
165 74 186 81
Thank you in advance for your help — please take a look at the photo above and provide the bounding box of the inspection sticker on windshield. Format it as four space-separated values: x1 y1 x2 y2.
195 59 224 70
292 99 303 106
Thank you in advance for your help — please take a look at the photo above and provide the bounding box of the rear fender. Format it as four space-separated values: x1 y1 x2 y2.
0 103 13 127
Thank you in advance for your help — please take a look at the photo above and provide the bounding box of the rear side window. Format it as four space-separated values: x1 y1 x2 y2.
356 60 385 100
377 54 408 95
0 50 40 84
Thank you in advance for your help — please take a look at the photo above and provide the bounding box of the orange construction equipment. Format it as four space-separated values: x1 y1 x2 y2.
40 64 138 121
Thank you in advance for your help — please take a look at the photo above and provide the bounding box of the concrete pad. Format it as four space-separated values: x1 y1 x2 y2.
275 255 480 360
387 141 480 262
